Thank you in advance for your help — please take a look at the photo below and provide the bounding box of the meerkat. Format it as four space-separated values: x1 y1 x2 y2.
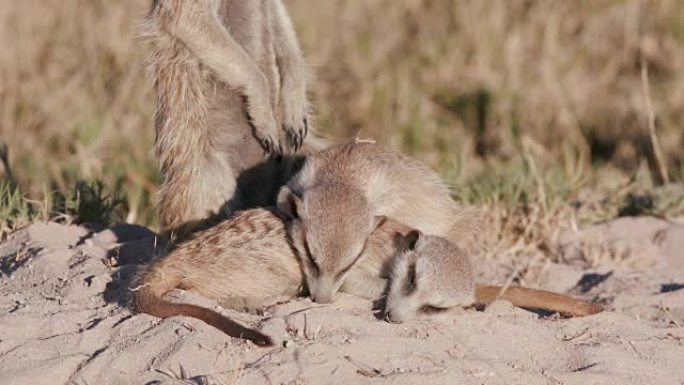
133 209 602 346
142 0 316 239
382 228 603 323
276 141 485 303
383 230 476 323
132 208 300 347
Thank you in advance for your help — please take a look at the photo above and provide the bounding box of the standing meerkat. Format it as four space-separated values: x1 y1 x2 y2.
142 0 315 239
133 209 602 346
276 141 485 303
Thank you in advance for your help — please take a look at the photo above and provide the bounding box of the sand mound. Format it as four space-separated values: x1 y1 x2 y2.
1 218 683 384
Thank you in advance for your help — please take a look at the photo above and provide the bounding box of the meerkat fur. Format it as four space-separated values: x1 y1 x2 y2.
277 141 486 303
133 209 602 345
132 208 302 347
384 230 476 323
141 0 314 239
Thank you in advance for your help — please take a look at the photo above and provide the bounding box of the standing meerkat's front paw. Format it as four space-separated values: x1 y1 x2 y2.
280 92 309 153
246 99 282 156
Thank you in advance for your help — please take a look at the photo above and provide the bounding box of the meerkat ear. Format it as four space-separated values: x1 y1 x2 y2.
277 186 303 219
403 230 423 251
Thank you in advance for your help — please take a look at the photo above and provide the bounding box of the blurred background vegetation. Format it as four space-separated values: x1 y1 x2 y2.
1 0 683 238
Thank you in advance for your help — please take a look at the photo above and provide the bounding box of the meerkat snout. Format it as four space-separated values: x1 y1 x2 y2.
308 276 337 303
384 312 395 323
384 309 406 324
384 230 476 323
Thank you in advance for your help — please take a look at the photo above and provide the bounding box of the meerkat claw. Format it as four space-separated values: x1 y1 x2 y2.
263 137 283 156
286 126 302 153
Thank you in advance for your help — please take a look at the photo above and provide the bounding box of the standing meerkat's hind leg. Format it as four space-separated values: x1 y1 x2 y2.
475 285 604 317
156 159 237 241
154 0 281 154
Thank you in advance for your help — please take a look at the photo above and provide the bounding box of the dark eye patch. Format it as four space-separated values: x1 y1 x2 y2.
402 263 417 295
419 305 449 314
334 234 372 281
301 227 320 277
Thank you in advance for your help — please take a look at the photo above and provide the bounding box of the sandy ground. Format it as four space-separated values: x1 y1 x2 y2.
1 217 683 385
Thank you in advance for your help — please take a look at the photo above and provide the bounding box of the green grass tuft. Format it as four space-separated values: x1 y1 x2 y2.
0 182 35 239
52 180 127 226
0 179 128 239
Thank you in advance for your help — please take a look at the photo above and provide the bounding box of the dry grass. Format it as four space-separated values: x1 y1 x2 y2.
0 0 683 239
0 0 155 226
290 1 684 174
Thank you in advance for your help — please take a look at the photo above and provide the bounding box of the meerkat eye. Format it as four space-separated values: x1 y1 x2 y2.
402 263 417 295
419 305 449 314
301 233 320 276
308 259 320 277
335 237 371 280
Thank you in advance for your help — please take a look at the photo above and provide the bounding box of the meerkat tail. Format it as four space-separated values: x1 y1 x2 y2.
133 268 274 347
474 284 603 317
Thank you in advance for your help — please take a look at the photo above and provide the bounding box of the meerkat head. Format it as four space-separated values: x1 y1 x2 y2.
384 230 476 323
278 184 386 303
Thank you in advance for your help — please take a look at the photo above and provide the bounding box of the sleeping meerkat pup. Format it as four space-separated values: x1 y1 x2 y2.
384 230 476 323
133 210 601 346
276 141 485 303
142 0 315 239
382 229 604 323
132 208 300 347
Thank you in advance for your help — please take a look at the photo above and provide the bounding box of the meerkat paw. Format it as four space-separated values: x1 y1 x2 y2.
248 110 282 156
254 129 281 156
281 96 309 153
